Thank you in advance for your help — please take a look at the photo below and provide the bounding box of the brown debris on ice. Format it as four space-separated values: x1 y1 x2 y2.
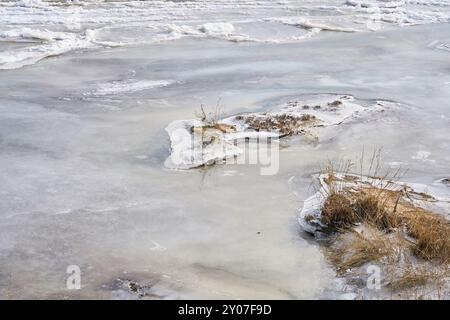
299 160 450 299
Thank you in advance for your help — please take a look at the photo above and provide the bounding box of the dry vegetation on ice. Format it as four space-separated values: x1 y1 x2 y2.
299 157 450 299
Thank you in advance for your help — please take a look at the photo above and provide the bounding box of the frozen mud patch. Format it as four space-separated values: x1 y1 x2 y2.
165 94 397 170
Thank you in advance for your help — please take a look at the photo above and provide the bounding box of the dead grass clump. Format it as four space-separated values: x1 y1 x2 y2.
352 194 400 230
405 209 450 262
322 160 353 188
314 154 450 296
192 123 236 134
321 184 450 263
193 104 237 136
327 229 399 274
244 114 316 136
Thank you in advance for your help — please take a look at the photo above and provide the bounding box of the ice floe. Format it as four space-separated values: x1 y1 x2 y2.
87 79 176 97
165 94 396 170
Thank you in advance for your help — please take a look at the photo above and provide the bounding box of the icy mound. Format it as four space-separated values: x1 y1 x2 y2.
299 173 450 237
298 172 450 299
87 79 175 97
267 17 360 33
200 23 235 37
0 28 100 70
165 95 394 170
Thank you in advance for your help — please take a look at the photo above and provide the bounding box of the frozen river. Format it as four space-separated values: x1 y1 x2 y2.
0 1 450 299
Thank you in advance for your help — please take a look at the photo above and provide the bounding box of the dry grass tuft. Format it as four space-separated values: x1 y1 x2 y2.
243 113 316 136
193 104 317 137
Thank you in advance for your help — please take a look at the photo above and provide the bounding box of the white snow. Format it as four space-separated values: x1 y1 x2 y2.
412 150 432 161
2 0 450 68
0 28 100 70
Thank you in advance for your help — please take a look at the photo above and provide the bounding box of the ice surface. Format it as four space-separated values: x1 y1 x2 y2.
1 1 450 300
2 0 450 69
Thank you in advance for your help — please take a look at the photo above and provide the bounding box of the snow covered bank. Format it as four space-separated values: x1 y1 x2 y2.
165 95 396 170
299 171 450 299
